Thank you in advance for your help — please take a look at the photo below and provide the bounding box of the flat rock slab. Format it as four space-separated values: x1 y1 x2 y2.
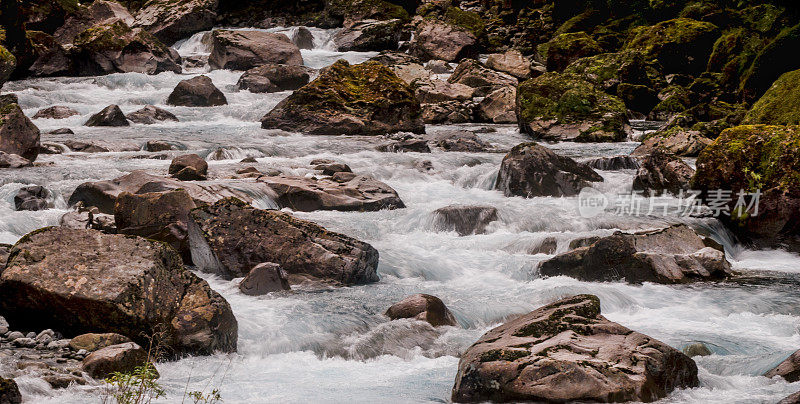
258 174 405 212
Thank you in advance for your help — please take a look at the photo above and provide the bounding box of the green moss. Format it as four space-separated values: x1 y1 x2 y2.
564 50 662 89
443 7 484 38
744 69 800 125
74 21 133 52
0 44 16 84
739 22 800 102
625 18 719 74
649 86 691 118
479 348 530 362
740 4 783 34
539 31 602 72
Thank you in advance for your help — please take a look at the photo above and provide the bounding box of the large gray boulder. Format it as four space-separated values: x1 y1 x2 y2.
259 173 405 212
448 59 518 97
452 295 699 402
334 19 403 52
208 30 303 70
539 225 733 284
85 104 129 127
82 342 148 379
127 105 178 124
167 75 227 107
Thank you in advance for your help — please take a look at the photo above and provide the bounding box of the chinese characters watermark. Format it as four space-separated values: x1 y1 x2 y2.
577 188 762 218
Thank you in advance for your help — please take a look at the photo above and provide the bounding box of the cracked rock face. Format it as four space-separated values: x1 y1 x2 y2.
452 294 699 403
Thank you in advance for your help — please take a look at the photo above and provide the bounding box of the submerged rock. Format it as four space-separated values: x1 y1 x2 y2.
208 29 302 70
586 155 640 170
260 60 423 136
432 205 498 236
495 143 603 198
632 149 694 194
539 225 733 284
167 75 227 107
451 295 699 402
236 64 312 93
765 349 800 382
32 105 80 120
188 198 379 285
169 154 208 181
386 294 457 327
239 263 291 296
682 342 712 357
127 105 178 124
0 227 238 356
430 131 491 152
0 153 32 169
84 104 128 127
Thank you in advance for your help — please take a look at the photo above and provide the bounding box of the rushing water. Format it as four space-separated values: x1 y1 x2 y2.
2 27 800 403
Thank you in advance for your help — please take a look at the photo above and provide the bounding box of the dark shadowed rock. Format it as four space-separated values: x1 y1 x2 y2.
84 104 128 127
33 105 79 120
236 64 312 93
82 342 148 379
238 263 290 295
410 20 476 62
452 295 699 402
586 155 641 170
1 96 41 162
386 294 457 327
765 349 800 382
376 138 431 153
0 153 32 169
334 19 403 52
292 27 315 50
495 143 603 197
144 140 174 151
259 174 404 212
209 29 302 70
0 227 238 356
167 75 227 107
188 198 379 285
312 161 352 175
169 154 208 181
632 150 694 194
0 377 21 404
14 186 50 211
70 333 132 352
432 205 498 236
539 225 733 284
134 0 217 44
48 128 74 135
127 105 178 124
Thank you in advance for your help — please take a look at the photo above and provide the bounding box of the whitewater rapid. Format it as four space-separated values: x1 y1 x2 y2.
1 28 799 403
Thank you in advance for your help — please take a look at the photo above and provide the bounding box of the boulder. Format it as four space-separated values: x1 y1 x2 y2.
0 153 32 169
0 377 21 404
0 45 15 89
539 225 733 284
60 209 118 234
167 75 227 107
414 79 474 103
292 27 315 50
259 174 404 212
134 0 217 44
765 349 800 382
370 52 429 85
14 186 50 211
334 19 403 52
238 263 290 296
32 105 80 120
739 23 800 103
432 205 498 236
127 105 178 124
743 69 800 125
312 161 352 175
633 128 713 157
69 333 131 352
53 1 135 44
448 59 517 97
625 18 720 75
376 137 431 153
48 128 74 135
208 29 302 70
63 140 110 153
70 20 181 76
478 86 517 124
144 140 174 151
260 60 424 136
780 391 800 404
495 143 603 198
0 96 41 161
385 294 457 327
27 31 75 77
516 72 630 142
485 50 532 80
82 342 148 379
168 154 208 181
565 49 665 94
236 64 312 93
682 343 712 357
429 131 491 152
114 189 197 261
84 104 129 127
541 31 602 72
632 149 695 194
425 59 452 74
451 295 699 402
188 198 379 284
0 227 238 356
420 101 475 124
586 155 640 170
410 20 476 62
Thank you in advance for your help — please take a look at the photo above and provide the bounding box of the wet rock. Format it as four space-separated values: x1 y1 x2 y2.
312 162 352 175
127 105 178 125
432 205 498 236
114 189 197 261
32 106 79 120
84 104 129 127
448 59 517 97
292 27 315 50
682 342 712 357
376 138 431 153
0 96 41 162
42 374 86 389
539 225 733 284
235 166 260 176
386 294 457 327
0 227 238 356
144 140 174 152
208 29 302 70
409 20 476 62
240 157 257 163
134 0 217 44
169 154 208 181
451 295 699 402
14 186 50 211
48 128 73 135
765 349 800 382
429 131 491 152
334 19 403 52
188 198 379 285
236 64 312 93
0 377 21 404
495 142 603 198
239 263 290 296
632 149 694 194
780 391 800 404
633 129 712 157
0 153 32 169
478 86 517 124
82 342 148 379
414 79 474 103
485 50 532 80
167 75 227 107
53 1 135 45
586 155 640 170
259 173 404 212
69 333 131 352
261 60 423 136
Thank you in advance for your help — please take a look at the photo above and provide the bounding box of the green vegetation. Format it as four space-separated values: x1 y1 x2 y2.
744 69 800 125
739 22 800 102
626 18 719 74
444 7 485 38
540 31 602 71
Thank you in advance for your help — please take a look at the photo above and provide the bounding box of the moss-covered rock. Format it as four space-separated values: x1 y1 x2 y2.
692 125 800 249
540 31 602 72
739 22 800 103
326 0 409 26
0 44 15 88
743 69 800 125
261 60 424 136
648 85 691 121
443 6 484 38
634 126 712 157
564 50 664 92
625 18 720 75
516 72 630 142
